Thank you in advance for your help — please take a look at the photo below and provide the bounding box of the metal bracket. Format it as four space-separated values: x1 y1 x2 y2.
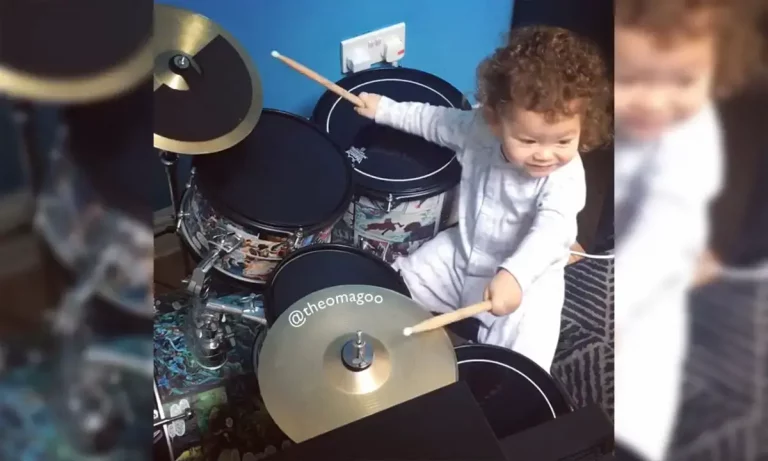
184 231 243 297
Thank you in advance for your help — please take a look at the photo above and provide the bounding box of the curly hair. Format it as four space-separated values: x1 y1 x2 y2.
615 0 765 97
476 26 612 152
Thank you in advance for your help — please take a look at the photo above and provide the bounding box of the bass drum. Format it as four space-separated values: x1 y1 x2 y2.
262 243 411 326
178 110 354 287
455 344 573 440
312 67 469 264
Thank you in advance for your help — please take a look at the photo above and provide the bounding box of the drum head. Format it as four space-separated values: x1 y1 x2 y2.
455 344 572 439
312 67 466 200
194 110 353 231
264 244 410 324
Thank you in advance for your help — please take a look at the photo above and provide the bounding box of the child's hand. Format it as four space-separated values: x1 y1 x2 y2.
692 249 722 287
354 92 382 119
483 269 523 316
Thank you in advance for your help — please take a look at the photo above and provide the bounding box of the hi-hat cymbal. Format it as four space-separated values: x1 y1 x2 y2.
258 285 457 443
0 0 152 104
153 4 263 155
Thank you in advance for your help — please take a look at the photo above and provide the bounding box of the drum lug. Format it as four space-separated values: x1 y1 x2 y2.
175 211 189 233
289 228 305 251
185 232 243 297
386 194 394 212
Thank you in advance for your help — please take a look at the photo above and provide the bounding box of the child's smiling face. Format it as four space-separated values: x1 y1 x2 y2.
487 104 581 178
614 19 717 141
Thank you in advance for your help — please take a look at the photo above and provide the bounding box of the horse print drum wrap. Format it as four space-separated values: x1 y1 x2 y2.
263 243 411 325
312 67 471 263
178 110 354 285
455 344 573 440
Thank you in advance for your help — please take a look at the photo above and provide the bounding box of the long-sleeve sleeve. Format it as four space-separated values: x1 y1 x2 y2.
499 160 586 292
374 96 478 156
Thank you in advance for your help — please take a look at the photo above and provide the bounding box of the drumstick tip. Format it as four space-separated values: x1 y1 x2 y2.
402 327 413 337
271 50 280 58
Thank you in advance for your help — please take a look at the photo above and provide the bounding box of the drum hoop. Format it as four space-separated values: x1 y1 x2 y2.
324 78 459 185
193 109 355 234
262 243 411 325
353 181 457 204
456 358 557 418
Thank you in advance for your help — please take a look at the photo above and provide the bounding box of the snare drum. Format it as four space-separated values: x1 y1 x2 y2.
263 243 411 326
455 344 573 440
178 110 354 285
312 67 470 263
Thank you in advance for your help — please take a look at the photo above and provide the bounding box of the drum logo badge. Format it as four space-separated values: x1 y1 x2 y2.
346 146 367 165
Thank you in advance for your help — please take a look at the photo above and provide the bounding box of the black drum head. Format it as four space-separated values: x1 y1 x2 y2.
456 344 572 440
264 244 410 324
193 110 353 232
312 67 467 200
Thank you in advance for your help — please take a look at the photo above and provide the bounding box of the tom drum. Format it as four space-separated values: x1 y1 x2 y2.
312 67 470 263
178 110 354 286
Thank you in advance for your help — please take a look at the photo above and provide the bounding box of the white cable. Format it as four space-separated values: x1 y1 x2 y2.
718 262 768 281
569 250 615 260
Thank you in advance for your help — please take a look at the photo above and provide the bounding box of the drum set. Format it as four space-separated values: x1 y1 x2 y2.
153 4 574 459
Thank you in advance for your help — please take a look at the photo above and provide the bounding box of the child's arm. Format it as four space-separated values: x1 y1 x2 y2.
498 162 587 294
356 93 478 153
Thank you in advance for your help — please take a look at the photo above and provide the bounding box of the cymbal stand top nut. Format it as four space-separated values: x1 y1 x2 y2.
174 55 190 69
341 330 374 371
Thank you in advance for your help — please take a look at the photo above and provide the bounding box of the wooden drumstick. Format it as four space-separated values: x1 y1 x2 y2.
403 301 493 337
271 50 366 109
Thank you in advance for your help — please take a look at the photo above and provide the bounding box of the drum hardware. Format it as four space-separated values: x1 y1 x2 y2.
153 4 264 154
183 231 243 297
185 293 238 370
258 284 456 443
288 228 305 251
154 407 193 428
159 150 182 221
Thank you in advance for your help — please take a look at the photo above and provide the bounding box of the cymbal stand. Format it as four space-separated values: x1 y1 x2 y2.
182 231 266 369
158 150 192 273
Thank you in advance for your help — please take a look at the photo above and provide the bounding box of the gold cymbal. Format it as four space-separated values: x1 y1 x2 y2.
258 285 457 443
153 4 263 155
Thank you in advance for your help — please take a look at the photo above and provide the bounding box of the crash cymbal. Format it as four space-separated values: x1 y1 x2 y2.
153 4 263 155
0 0 152 104
258 285 457 443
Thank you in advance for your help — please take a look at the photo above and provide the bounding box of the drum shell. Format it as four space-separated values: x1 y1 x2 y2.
178 183 335 286
312 67 469 263
263 243 411 326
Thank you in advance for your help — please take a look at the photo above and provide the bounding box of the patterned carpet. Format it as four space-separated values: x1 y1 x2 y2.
554 255 768 460
553 256 615 419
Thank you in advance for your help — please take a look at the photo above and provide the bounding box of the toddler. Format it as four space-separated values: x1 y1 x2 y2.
356 26 611 372
613 0 762 459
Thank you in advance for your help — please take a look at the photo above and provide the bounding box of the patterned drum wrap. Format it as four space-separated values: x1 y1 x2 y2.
178 182 334 284
336 188 458 264
33 125 153 317
154 294 290 460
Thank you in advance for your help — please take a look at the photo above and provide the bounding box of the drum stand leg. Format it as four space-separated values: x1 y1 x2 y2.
158 150 192 276
12 103 61 315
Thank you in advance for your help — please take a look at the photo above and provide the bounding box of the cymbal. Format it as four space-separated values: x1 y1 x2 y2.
0 0 152 104
258 285 457 443
153 4 263 155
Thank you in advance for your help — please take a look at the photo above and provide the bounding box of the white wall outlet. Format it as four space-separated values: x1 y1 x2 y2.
340 23 406 74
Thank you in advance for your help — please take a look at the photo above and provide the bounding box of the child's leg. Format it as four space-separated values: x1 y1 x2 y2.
392 228 464 314
477 269 566 373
